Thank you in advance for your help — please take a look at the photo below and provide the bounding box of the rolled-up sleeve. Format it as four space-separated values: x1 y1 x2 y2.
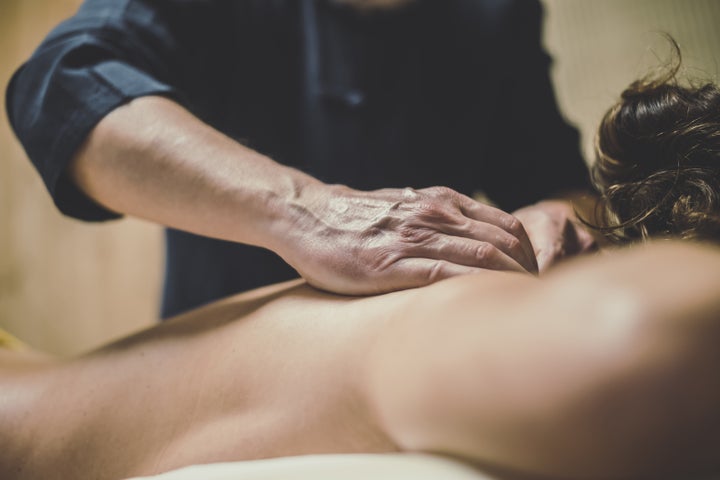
6 0 222 220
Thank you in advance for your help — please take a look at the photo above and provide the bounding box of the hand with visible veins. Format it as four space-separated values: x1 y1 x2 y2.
513 199 598 273
275 184 539 295
72 96 538 297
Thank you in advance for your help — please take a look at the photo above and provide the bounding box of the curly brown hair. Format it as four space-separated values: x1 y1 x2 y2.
591 40 720 244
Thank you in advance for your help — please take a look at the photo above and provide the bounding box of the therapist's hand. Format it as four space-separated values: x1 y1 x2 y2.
275 184 538 295
69 97 536 297
513 200 597 273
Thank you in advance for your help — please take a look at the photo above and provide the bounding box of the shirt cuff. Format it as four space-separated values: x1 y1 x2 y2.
49 61 181 221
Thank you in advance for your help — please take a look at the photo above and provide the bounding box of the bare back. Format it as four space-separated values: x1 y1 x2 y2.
6 242 720 480
10 280 412 479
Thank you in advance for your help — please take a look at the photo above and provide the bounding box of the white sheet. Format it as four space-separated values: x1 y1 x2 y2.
126 453 496 480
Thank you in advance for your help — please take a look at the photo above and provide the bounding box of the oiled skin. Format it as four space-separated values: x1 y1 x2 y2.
2 242 720 480
2 281 405 479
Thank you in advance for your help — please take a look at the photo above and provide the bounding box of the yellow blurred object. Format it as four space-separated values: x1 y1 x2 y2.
0 327 30 351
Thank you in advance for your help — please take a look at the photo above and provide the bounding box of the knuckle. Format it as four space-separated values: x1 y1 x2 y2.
402 186 419 199
457 218 475 234
398 224 433 244
425 186 456 200
474 242 492 264
504 235 522 255
503 216 524 236
425 261 446 284
409 203 444 223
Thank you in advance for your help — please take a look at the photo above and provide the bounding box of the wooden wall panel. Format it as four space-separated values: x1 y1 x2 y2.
0 0 162 355
1 0 718 355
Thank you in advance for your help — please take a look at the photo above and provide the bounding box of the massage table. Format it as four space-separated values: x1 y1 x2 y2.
127 453 495 480
1 330 716 480
127 453 720 480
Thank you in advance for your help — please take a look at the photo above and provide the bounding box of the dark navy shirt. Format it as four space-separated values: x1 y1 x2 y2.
6 0 589 318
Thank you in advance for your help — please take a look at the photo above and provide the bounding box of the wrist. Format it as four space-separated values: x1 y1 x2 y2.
260 172 337 253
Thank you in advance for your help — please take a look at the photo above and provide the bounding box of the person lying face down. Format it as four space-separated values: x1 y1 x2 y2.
2 66 720 480
2 241 720 480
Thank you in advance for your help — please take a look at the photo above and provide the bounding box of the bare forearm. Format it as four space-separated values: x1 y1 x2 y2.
366 242 720 479
69 96 544 294
71 96 320 249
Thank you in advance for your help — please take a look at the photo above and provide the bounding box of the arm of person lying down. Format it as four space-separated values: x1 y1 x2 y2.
366 241 720 480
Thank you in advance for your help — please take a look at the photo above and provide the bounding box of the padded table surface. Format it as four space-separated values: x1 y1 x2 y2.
126 453 496 480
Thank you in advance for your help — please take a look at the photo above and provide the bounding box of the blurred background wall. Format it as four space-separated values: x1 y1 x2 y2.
544 0 720 162
0 0 162 355
1 0 719 355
